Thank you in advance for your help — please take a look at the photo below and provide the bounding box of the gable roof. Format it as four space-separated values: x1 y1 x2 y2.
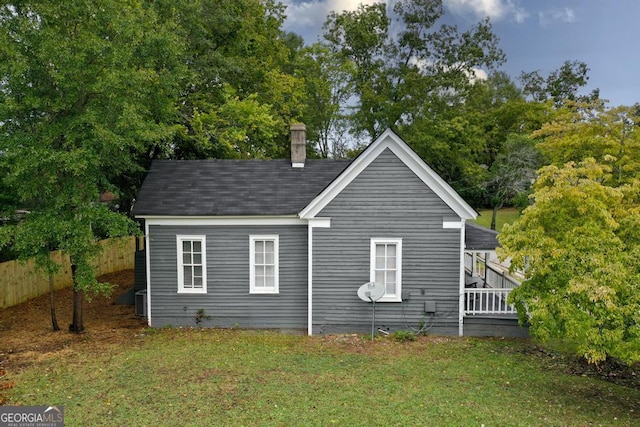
465 222 500 251
133 129 477 220
299 129 477 220
133 159 351 217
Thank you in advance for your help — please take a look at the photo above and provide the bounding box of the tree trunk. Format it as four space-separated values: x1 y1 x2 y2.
490 204 499 231
69 263 85 333
49 272 60 331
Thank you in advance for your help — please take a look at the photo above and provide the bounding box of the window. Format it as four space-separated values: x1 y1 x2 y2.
177 235 206 293
250 235 279 294
370 238 402 302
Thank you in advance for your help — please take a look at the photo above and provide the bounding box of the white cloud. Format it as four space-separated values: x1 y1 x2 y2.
443 0 528 23
281 0 382 29
409 56 488 84
470 67 488 82
538 7 576 27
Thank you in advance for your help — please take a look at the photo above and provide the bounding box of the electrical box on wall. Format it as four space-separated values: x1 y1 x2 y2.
424 301 436 314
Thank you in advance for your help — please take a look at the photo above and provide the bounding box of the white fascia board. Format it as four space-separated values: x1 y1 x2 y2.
141 216 307 226
308 217 331 228
443 220 464 229
299 128 478 220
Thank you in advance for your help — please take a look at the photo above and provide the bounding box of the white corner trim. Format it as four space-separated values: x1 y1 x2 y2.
144 221 152 326
307 217 333 336
443 220 464 229
298 129 477 220
307 225 313 336
458 219 466 337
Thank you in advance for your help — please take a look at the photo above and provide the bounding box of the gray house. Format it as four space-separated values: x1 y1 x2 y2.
133 126 525 336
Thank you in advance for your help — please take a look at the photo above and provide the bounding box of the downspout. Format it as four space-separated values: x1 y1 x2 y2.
307 223 313 336
145 220 152 326
458 219 466 336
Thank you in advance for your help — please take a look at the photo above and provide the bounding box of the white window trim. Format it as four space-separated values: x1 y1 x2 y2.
370 238 403 302
249 235 279 294
176 235 207 294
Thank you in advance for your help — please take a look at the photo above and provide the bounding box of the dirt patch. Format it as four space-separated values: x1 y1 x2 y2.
517 344 640 389
0 270 147 372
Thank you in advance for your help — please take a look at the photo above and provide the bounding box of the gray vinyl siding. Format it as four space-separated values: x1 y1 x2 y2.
312 148 462 335
464 316 529 338
148 224 307 329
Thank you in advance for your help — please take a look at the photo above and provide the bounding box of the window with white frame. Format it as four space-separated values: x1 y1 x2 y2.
177 235 206 293
250 235 279 294
370 238 402 302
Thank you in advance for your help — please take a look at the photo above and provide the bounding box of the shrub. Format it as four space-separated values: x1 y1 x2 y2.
392 330 416 342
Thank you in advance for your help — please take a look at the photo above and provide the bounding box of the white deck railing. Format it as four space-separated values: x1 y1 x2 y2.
485 265 520 290
464 288 517 315
464 251 521 315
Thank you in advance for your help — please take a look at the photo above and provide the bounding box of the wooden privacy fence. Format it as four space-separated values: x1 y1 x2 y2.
0 236 137 309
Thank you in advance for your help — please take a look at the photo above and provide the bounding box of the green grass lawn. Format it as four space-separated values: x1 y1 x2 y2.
6 329 640 426
473 207 521 232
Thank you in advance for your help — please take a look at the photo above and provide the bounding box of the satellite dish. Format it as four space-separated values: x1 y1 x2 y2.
357 281 385 302
357 282 386 341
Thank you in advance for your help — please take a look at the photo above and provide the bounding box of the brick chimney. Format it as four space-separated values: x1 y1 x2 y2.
290 123 306 168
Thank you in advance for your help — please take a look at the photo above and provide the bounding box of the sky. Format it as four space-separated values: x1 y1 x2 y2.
281 0 638 107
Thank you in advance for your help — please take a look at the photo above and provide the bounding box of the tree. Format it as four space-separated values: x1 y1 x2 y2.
405 72 552 206
190 88 281 159
484 135 541 229
0 1 182 332
499 152 640 363
167 0 303 161
295 43 355 158
520 60 598 106
321 0 505 140
535 100 640 184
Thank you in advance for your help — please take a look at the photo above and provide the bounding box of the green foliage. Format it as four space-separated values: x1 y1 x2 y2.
391 330 417 342
295 43 355 158
483 134 542 228
402 71 552 206
500 158 640 364
511 192 531 212
168 0 301 161
191 89 281 159
520 60 598 106
535 100 640 184
194 309 211 326
321 0 505 140
0 1 170 328
500 102 640 364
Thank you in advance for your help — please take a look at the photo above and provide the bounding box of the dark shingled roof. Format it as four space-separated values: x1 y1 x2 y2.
465 222 500 251
133 159 352 216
